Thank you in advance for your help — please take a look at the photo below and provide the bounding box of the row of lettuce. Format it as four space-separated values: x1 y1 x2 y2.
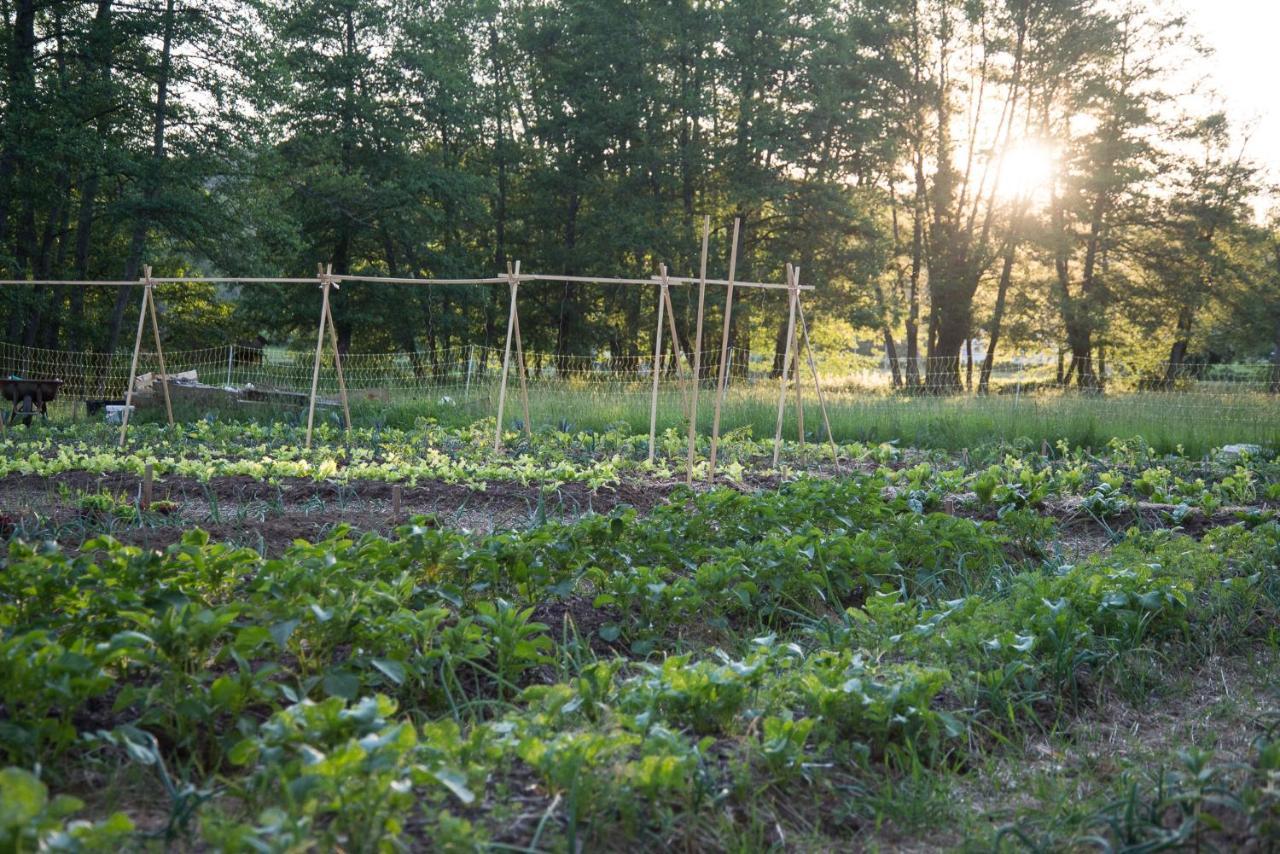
3 421 1280 508
3 473 1280 849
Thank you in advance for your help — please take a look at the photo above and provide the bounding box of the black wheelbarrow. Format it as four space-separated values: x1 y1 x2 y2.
2 377 62 426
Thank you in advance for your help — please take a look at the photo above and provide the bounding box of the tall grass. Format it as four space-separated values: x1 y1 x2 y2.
105 378 1280 456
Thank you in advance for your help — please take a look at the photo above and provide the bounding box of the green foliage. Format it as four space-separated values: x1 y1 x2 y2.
0 766 133 853
2 439 1280 848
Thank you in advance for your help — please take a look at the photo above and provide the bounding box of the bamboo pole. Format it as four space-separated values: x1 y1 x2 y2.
794 297 805 461
707 217 741 480
0 272 807 290
510 260 531 438
771 264 799 468
661 280 691 418
117 273 151 449
143 269 173 426
494 262 520 450
685 216 711 486
797 297 840 471
320 265 352 432
304 267 332 449
647 265 669 463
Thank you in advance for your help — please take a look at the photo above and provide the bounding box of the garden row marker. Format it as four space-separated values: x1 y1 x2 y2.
685 216 711 485
707 217 741 480
796 295 839 471
118 266 172 448
647 265 670 462
142 463 153 510
771 264 800 468
304 264 351 449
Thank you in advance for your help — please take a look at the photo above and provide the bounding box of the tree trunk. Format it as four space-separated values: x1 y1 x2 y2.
928 302 969 393
1167 306 1192 386
965 337 973 392
1270 314 1280 395
979 228 1020 393
108 0 176 352
0 0 36 263
883 330 902 388
1164 305 1193 388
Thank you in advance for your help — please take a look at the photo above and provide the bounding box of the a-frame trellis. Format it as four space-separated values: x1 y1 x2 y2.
1 217 839 478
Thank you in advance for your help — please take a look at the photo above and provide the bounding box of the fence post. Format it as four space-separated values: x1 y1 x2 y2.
226 344 234 387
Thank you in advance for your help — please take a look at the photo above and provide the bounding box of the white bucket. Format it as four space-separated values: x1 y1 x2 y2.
104 405 135 425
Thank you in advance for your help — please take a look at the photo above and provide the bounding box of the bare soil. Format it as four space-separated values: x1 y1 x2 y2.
1 468 1262 557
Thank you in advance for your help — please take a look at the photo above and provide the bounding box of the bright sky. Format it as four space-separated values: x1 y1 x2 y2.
1182 0 1278 183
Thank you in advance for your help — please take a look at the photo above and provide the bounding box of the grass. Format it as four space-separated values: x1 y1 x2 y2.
110 380 1279 457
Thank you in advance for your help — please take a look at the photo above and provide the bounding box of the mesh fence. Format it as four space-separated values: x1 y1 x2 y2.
3 342 1279 427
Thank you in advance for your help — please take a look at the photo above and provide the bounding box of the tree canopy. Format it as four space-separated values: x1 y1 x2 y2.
0 0 1274 384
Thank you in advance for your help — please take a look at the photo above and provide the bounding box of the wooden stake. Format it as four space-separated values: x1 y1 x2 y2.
145 285 175 427
305 266 332 450
707 217 741 480
117 272 151 449
771 264 799 468
794 299 805 461
494 262 520 450
685 216 711 486
142 462 153 510
320 265 352 432
661 281 691 418
797 297 840 471
647 265 669 463
510 261 532 439
144 270 173 426
392 484 402 520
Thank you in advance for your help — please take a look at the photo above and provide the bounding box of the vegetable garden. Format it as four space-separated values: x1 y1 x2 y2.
2 414 1279 852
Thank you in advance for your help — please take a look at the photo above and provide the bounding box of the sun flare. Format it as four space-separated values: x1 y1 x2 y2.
998 139 1058 199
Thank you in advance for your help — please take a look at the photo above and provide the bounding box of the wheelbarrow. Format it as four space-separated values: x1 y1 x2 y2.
2 377 62 426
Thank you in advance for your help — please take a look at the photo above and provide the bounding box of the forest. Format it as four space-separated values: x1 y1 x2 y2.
0 0 1275 391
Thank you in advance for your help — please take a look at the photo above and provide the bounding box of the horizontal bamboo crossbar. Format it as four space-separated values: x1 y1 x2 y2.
0 271 812 291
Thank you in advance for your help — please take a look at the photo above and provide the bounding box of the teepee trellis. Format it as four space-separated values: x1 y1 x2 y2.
304 263 353 449
118 266 173 448
3 219 835 472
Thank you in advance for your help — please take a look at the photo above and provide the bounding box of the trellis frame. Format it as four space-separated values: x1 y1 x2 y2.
118 266 173 448
304 264 353 449
0 224 834 472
